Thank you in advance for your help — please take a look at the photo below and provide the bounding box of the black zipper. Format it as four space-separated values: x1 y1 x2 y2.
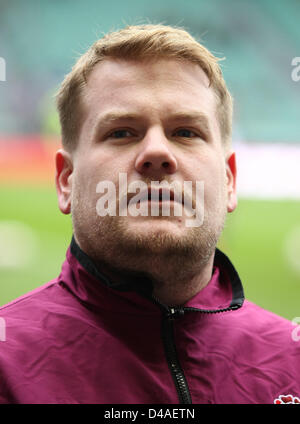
149 296 191 404
152 296 242 405
162 306 192 404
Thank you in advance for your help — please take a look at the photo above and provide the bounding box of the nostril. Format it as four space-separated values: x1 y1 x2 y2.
142 161 170 170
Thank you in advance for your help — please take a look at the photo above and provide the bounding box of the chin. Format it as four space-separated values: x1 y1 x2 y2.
119 220 199 256
126 215 186 230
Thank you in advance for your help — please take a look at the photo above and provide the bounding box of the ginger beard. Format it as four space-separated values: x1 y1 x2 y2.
71 176 228 285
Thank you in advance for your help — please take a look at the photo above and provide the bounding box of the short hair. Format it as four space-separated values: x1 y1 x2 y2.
56 24 233 151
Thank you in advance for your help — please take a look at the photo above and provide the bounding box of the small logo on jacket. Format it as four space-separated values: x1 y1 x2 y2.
274 394 300 404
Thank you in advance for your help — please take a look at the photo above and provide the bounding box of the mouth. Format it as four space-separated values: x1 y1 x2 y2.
131 187 182 206
125 186 181 210
124 184 196 210
146 187 176 203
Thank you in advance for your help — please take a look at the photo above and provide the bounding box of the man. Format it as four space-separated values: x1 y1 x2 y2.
0 24 299 404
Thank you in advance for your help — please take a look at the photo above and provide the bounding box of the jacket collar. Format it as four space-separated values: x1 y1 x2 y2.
60 235 244 313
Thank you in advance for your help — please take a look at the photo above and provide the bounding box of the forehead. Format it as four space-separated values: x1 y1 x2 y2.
88 56 210 84
80 58 218 133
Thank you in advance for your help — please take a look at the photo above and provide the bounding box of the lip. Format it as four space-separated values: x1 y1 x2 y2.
127 187 183 205
146 187 176 202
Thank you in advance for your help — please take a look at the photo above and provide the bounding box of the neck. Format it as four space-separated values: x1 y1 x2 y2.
72 235 216 307
93 251 215 307
150 254 215 306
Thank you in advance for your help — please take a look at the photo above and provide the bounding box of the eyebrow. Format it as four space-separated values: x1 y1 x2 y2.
92 112 139 140
92 110 212 140
167 112 211 133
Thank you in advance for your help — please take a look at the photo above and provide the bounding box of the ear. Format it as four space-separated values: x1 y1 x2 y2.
55 149 73 214
225 151 237 213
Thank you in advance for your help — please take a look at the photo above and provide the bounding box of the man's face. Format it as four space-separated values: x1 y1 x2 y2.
56 58 236 279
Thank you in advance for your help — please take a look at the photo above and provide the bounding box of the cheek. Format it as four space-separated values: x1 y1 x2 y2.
72 163 98 210
202 162 227 204
74 151 106 185
81 148 131 180
191 154 225 183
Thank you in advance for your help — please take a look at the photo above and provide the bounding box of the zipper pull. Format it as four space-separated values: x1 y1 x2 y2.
167 307 185 321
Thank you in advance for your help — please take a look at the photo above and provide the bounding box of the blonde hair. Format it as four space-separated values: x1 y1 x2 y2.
56 24 233 150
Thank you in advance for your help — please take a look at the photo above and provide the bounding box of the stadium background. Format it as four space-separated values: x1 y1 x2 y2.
0 0 299 320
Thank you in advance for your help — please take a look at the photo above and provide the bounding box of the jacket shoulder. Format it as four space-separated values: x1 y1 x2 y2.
241 299 296 330
231 299 300 361
0 279 60 316
0 278 74 333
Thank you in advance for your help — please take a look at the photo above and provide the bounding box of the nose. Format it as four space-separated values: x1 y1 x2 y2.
135 128 178 177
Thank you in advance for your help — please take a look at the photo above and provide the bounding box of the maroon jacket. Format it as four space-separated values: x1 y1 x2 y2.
0 237 299 404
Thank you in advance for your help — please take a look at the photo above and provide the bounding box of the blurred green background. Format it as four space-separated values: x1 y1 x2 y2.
0 0 299 320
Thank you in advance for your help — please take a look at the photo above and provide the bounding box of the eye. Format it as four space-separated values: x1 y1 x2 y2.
174 128 199 138
108 129 133 139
